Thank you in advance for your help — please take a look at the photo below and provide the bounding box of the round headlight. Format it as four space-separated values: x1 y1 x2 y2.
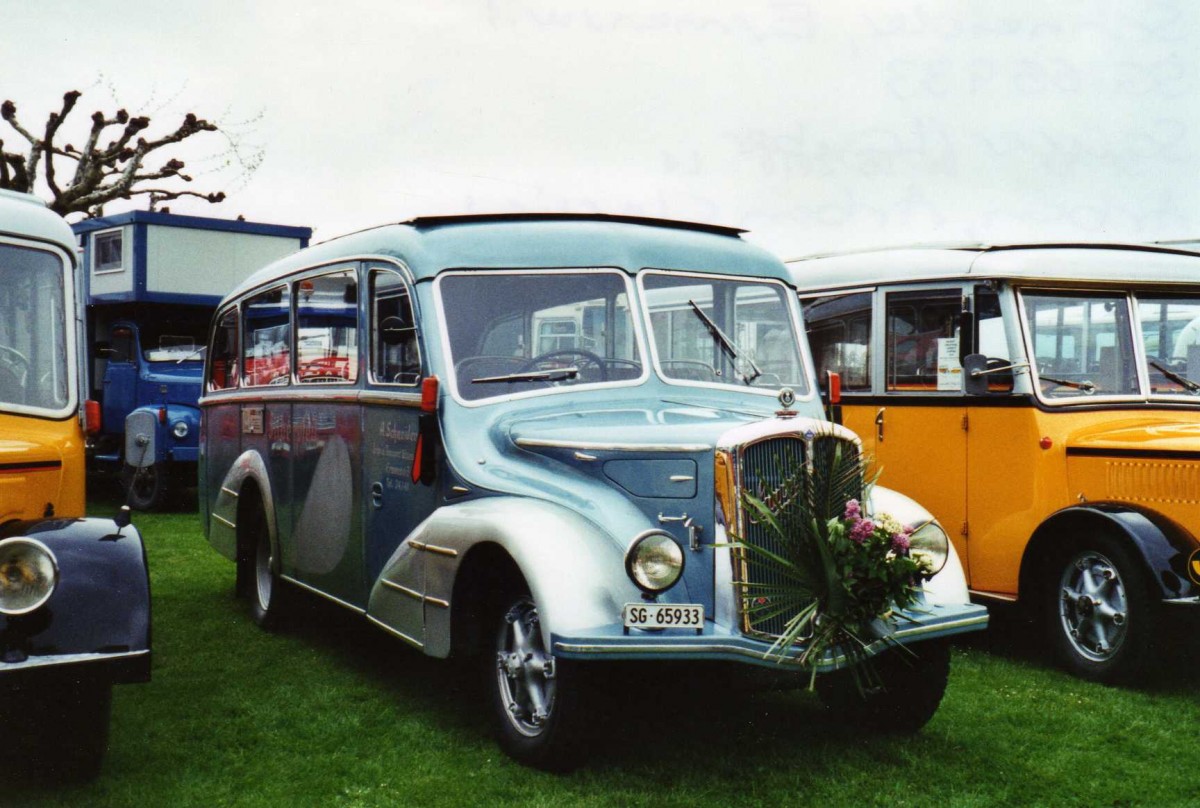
0 537 59 615
625 531 684 593
173 420 190 438
908 522 949 576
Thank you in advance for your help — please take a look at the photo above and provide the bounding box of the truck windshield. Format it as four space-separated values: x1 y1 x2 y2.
0 243 70 412
640 271 809 394
438 270 643 402
1021 289 1200 400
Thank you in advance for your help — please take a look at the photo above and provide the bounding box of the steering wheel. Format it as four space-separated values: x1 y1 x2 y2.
519 350 608 382
0 344 29 387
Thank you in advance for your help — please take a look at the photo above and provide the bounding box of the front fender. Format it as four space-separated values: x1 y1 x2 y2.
869 485 971 606
369 497 645 658
0 517 151 683
1021 504 1198 602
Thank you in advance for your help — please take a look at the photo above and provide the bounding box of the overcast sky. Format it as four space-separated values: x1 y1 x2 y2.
6 1 1198 257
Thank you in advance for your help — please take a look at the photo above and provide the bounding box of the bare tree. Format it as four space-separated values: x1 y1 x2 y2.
0 88 256 218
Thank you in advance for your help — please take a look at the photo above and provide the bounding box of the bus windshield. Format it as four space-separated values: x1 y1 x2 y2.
640 271 809 394
438 270 643 402
1021 289 1200 400
0 243 69 412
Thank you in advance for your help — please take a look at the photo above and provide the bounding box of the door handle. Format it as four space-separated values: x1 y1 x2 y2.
371 481 384 509
875 407 885 443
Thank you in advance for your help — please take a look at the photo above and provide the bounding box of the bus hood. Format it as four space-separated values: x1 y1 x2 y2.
1066 418 1200 455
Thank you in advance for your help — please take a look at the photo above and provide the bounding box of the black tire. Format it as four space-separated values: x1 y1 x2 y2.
816 639 951 733
1047 534 1155 684
54 680 113 781
122 462 165 511
245 500 289 630
486 590 590 771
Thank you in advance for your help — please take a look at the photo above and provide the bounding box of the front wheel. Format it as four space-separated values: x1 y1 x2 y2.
816 639 950 733
487 593 589 771
122 462 165 511
1049 536 1154 683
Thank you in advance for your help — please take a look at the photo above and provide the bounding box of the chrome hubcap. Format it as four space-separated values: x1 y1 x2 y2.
1059 551 1128 662
495 599 556 737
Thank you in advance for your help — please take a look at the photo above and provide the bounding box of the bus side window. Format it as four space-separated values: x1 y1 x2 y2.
242 285 291 387
885 290 960 392
802 292 872 391
209 307 239 391
371 269 421 386
296 270 359 385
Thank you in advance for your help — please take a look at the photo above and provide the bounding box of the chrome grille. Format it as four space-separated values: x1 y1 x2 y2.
735 434 861 640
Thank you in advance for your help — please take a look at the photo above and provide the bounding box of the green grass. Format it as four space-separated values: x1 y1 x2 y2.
10 499 1200 807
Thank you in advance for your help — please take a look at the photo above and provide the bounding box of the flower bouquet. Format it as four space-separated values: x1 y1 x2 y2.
733 439 932 690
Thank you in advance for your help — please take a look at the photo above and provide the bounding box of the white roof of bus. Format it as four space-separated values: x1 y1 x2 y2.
0 189 76 255
787 243 1200 292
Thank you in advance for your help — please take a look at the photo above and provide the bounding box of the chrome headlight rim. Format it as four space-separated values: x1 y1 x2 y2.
624 530 685 594
172 420 190 438
0 536 60 615
907 521 949 577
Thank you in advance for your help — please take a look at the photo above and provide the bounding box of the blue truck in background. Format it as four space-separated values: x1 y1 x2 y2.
73 211 311 508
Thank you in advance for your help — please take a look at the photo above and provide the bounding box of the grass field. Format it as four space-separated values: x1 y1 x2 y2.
9 498 1200 807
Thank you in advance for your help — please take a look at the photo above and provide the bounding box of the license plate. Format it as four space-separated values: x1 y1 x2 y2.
622 603 704 629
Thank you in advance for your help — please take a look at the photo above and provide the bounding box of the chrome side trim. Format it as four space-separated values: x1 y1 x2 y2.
517 438 711 453
407 540 458 558
670 475 695 482
969 589 1018 603
1163 596 1200 605
366 613 424 649
382 579 423 601
219 486 240 498
212 512 236 530
0 648 149 672
280 575 366 614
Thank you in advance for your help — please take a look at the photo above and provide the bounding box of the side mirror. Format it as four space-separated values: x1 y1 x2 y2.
962 354 991 396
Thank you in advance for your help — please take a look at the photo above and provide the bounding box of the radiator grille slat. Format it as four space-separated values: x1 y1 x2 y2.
736 435 860 640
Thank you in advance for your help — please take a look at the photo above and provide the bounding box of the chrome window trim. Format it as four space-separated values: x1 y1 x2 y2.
433 267 652 408
0 235 79 420
200 389 421 407
636 269 815 401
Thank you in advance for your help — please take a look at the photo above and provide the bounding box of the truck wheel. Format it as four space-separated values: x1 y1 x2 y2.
816 639 950 733
122 462 165 511
487 591 589 771
1049 535 1154 683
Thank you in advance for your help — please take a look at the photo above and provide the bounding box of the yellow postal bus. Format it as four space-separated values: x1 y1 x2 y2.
792 242 1200 682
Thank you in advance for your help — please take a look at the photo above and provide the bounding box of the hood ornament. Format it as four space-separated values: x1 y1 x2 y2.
776 387 797 418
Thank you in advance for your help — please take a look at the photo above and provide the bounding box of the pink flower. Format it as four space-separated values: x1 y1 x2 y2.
891 532 911 552
843 499 862 521
849 518 875 544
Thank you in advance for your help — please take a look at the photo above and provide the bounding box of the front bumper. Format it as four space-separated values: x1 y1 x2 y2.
552 602 988 672
1 648 151 684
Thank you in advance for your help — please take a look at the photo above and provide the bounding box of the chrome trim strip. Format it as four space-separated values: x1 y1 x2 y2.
969 589 1018 603
366 614 424 649
0 648 149 672
358 393 423 407
423 544 458 558
280 575 366 614
219 486 240 498
381 579 423 601
425 595 450 609
1163 596 1200 605
574 451 598 461
669 475 695 482
212 512 236 530
517 438 711 452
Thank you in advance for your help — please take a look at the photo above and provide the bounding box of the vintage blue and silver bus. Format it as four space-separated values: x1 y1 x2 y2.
0 190 150 777
199 214 986 769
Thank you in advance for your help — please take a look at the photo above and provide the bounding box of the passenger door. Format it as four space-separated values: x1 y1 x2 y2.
361 267 434 647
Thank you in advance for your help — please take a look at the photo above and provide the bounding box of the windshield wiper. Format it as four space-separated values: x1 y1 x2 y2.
1149 360 1200 393
1039 373 1096 393
471 367 579 384
686 300 761 385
